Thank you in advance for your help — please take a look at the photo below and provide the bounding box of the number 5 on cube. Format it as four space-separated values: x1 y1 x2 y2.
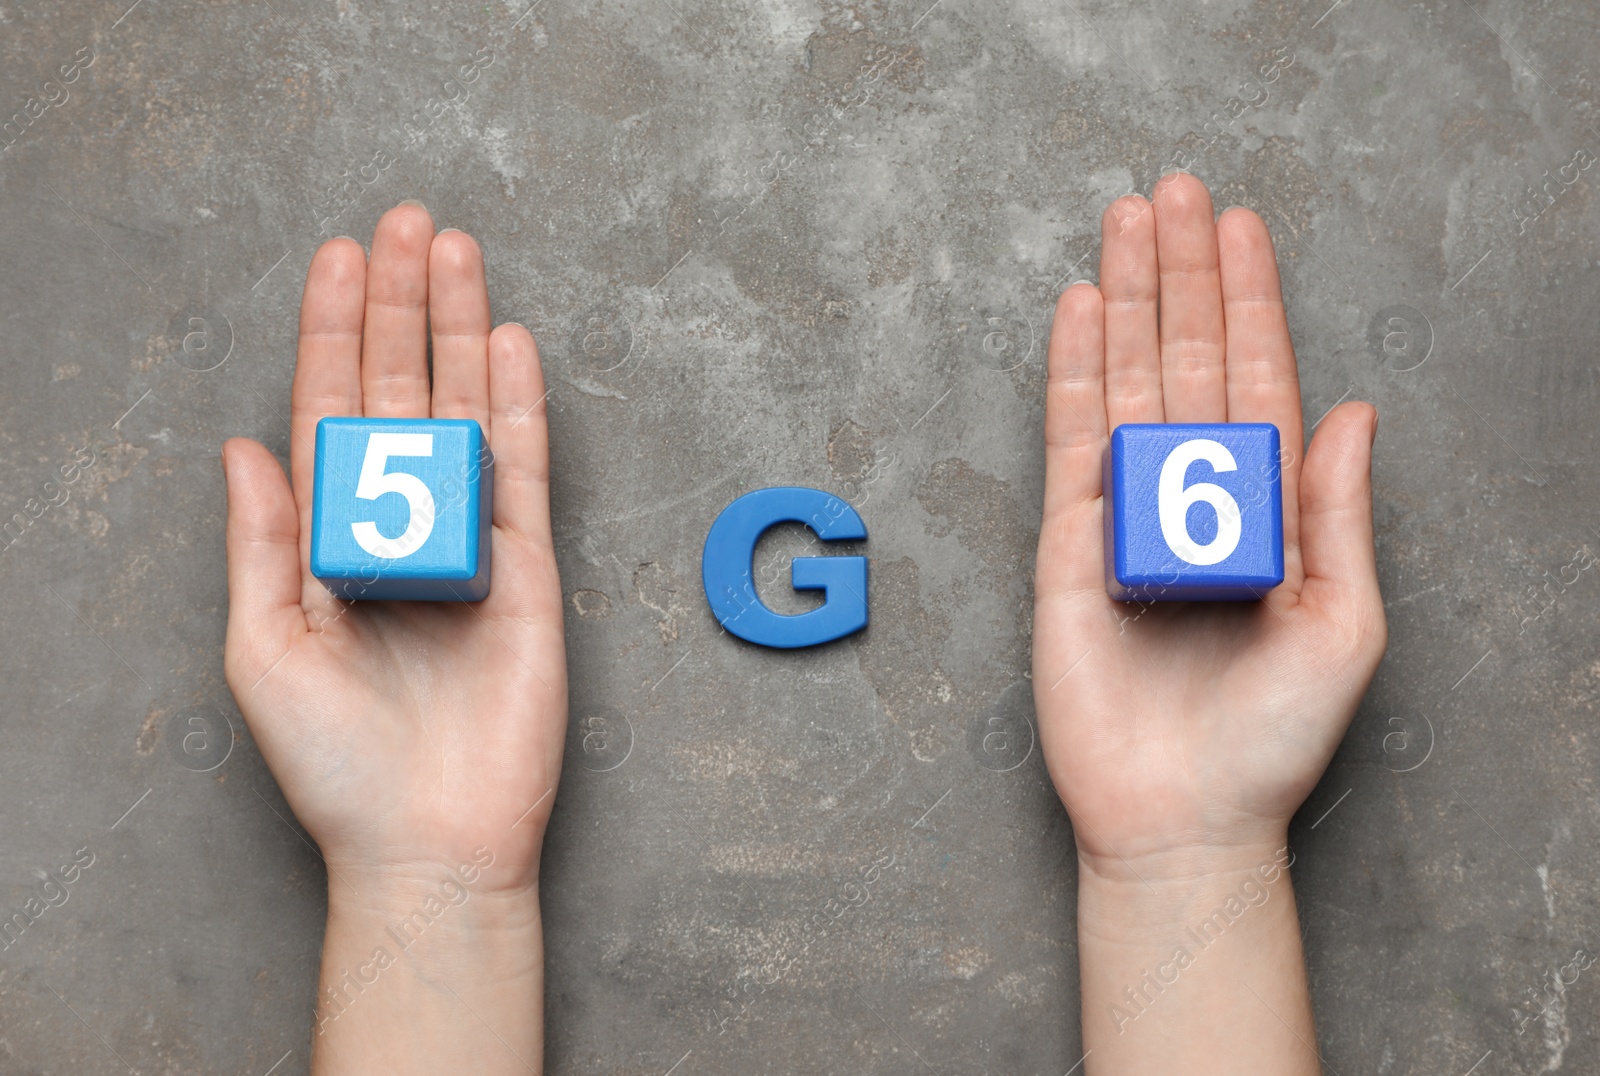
310 417 494 601
1103 424 1284 602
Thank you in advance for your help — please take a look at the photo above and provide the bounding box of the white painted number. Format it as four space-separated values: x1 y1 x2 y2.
351 433 435 559
1157 439 1242 566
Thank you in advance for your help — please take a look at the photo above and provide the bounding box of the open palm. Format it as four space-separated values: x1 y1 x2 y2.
222 204 566 891
1032 175 1386 871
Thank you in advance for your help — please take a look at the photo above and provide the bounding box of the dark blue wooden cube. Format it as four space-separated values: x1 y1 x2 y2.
1103 423 1284 602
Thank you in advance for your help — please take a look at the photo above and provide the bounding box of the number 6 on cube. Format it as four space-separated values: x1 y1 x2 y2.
310 417 494 601
1103 423 1284 602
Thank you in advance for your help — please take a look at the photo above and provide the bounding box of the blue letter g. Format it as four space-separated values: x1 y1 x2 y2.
702 487 868 649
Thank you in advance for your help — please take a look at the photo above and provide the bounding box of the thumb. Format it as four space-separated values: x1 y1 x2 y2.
1297 401 1385 658
222 438 306 695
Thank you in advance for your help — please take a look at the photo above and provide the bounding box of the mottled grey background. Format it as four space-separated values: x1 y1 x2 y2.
0 0 1596 1072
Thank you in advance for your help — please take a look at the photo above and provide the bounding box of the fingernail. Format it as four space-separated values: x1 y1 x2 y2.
399 198 428 210
438 227 462 234
1370 407 1380 443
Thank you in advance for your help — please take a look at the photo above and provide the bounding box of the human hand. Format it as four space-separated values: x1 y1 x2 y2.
221 203 564 1069
1033 172 1386 876
1034 174 1385 1071
223 202 565 888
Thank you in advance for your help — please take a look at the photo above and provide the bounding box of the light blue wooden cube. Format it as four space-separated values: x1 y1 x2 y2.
310 417 493 601
1104 423 1284 602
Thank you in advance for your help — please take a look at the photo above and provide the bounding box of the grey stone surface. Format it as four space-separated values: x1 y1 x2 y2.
0 0 1597 1072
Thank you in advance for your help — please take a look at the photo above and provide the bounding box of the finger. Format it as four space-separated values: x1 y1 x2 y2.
429 229 492 429
222 439 307 691
290 237 366 562
1099 195 1163 428
487 323 554 551
1297 403 1382 637
1152 173 1227 422
1039 282 1109 599
361 201 435 417
1217 207 1305 586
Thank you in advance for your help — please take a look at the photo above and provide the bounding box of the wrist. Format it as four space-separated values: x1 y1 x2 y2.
1075 832 1295 945
323 857 542 972
324 835 540 898
1072 828 1317 1070
1069 800 1293 885
313 858 546 1069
